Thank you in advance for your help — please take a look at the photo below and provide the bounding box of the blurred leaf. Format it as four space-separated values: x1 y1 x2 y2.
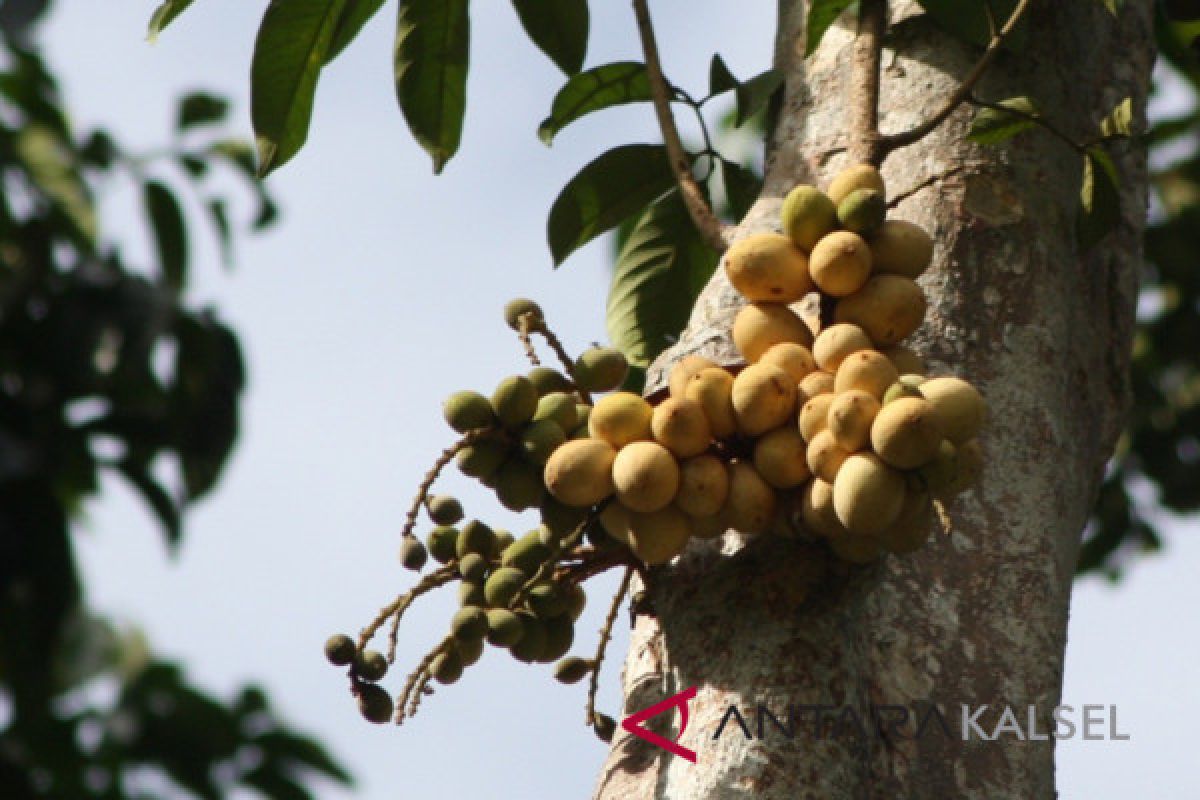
1077 147 1121 250
80 130 117 169
327 0 386 62
1097 0 1123 15
394 0 469 174
250 0 346 176
538 61 650 145
917 0 1027 51
967 96 1040 144
207 199 234 268
256 730 353 784
720 158 762 220
708 53 737 95
511 0 588 76
15 124 95 242
548 143 674 266
143 181 189 291
177 91 230 131
116 459 183 548
179 153 209 178
1100 96 1135 138
806 0 856 55
148 0 197 42
734 68 784 127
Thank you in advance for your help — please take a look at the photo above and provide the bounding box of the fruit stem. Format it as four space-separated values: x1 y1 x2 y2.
395 634 454 724
401 432 481 543
355 565 458 657
534 325 593 405
586 565 633 728
516 315 544 367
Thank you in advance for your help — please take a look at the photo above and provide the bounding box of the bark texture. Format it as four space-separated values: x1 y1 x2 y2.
592 1 1152 798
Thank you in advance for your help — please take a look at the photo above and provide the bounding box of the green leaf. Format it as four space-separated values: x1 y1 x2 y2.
250 0 347 176
806 0 856 55
967 96 1040 145
708 54 737 95
207 199 234 268
511 0 588 75
15 124 96 243
394 0 470 174
735 68 784 126
327 0 387 62
720 158 762 220
117 460 182 547
148 0 197 42
1097 0 1123 15
177 91 230 132
1077 147 1121 250
144 181 189 291
917 0 1027 51
538 61 650 145
547 143 675 266
607 190 718 368
1099 96 1134 139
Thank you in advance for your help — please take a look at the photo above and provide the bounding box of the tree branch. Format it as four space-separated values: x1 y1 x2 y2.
632 0 729 252
877 0 1035 159
849 0 888 165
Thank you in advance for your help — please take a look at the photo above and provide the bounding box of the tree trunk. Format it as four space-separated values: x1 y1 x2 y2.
593 1 1152 797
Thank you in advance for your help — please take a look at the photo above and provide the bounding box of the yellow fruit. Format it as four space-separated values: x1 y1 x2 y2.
758 342 816 384
806 429 850 483
812 323 873 372
605 504 692 565
808 231 873 297
675 454 730 517
650 396 712 458
731 363 798 437
918 377 986 445
753 427 811 488
732 303 814 363
882 345 926 375
721 461 776 534
837 189 887 236
612 441 680 513
869 219 933 279
877 486 932 554
723 232 813 303
668 355 716 398
543 439 617 507
871 397 944 469
798 370 835 401
684 367 737 439
917 439 958 492
832 453 906 536
801 478 847 538
588 392 653 448
834 275 927 347
943 438 983 495
781 185 838 251
882 380 924 406
834 349 900 400
826 389 881 453
599 502 634 547
690 513 726 540
828 533 884 564
798 393 835 442
827 163 886 205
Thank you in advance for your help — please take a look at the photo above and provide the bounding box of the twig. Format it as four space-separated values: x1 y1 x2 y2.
401 433 481 541
933 498 953 536
356 565 458 654
395 635 454 724
632 0 729 251
849 0 888 165
586 566 633 726
876 0 1035 159
534 326 593 405
517 316 543 367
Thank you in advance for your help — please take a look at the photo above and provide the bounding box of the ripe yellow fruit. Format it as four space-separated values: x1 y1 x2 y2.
798 370 835 402
723 232 813 303
599 502 634 547
834 349 900 399
753 427 811 488
732 303 814 363
828 533 884 564
722 461 776 533
588 391 653 448
651 396 712 458
918 377 986 445
882 345 926 375
869 219 933 279
781 185 838 251
690 513 726 540
877 486 932 554
812 323 873 372
732 363 798 437
684 367 737 439
826 389 881 453
758 342 816 383
676 454 730 517
832 453 906 536
612 441 680 513
801 478 847 538
627 506 693 565
807 428 850 483
668 354 716 398
942 438 983 495
871 396 944 469
809 231 873 297
827 163 886 205
543 439 617 507
834 275 927 346
798 392 835 442
917 439 958 492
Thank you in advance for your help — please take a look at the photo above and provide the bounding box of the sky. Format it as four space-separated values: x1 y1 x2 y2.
33 2 1200 798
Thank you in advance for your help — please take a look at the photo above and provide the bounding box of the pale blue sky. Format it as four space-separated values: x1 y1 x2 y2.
38 2 1197 797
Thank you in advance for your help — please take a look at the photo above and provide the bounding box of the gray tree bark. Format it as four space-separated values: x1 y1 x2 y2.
593 1 1153 797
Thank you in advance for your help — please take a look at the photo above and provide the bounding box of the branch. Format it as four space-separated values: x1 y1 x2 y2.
632 0 729 252
849 0 888 165
877 0 1035 159
586 566 633 727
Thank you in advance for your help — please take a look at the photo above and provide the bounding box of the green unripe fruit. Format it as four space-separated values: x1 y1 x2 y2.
593 713 616 743
520 419 567 465
451 606 489 642
534 392 579 432
455 436 508 479
431 649 464 685
354 649 388 682
501 530 552 575
564 584 587 621
781 184 838 251
883 381 924 405
827 163 886 205
491 529 515 557
538 615 575 663
540 496 588 541
427 525 459 564
494 459 546 511
492 375 539 429
484 566 527 608
459 580 485 607
528 366 573 396
485 608 524 647
426 494 463 525
575 404 591 430
554 656 592 685
357 684 394 724
324 634 355 666
443 390 495 433
504 297 544 331
837 188 887 235
457 636 484 666
527 581 567 617
399 537 427 571
574 347 629 393
510 613 547 663
456 519 495 559
458 552 488 582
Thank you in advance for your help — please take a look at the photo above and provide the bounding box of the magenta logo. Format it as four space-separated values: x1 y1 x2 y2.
621 685 699 763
